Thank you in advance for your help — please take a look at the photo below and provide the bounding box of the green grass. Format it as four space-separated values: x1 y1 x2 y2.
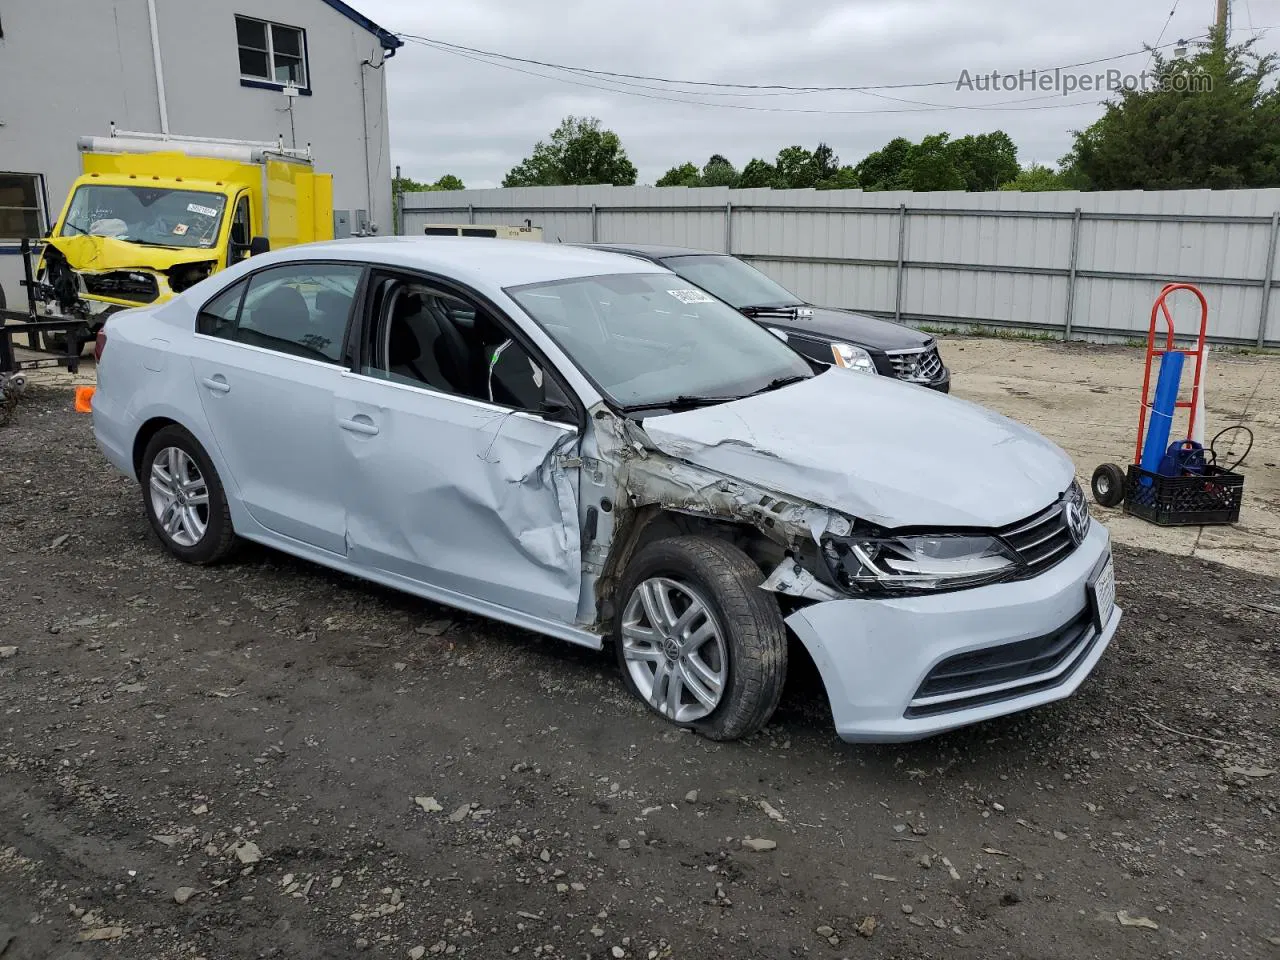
920 322 1059 342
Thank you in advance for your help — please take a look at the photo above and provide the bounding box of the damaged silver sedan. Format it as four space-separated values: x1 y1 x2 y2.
92 238 1121 743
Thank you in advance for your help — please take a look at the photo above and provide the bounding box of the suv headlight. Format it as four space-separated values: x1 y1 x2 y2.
822 532 1019 595
830 343 876 374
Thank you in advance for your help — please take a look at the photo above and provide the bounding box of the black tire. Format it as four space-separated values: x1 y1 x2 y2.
40 329 90 357
614 536 787 741
140 425 238 564
1091 463 1127 508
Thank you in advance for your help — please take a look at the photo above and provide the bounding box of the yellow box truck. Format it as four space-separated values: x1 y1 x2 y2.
34 129 333 349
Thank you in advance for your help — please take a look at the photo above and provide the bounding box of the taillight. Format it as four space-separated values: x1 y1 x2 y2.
94 329 107 363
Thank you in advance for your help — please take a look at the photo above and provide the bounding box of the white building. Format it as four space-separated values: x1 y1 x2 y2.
0 0 400 306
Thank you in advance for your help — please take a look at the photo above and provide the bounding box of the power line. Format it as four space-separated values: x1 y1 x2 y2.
397 30 1216 96
406 36 1090 113
401 37 1135 116
1153 0 1184 52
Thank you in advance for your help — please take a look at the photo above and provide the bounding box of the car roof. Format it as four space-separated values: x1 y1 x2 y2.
254 236 671 288
581 243 721 261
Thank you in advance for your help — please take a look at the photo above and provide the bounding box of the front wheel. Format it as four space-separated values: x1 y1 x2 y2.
614 536 787 741
140 425 238 564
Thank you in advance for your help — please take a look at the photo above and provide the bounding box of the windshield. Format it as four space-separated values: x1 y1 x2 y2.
60 184 227 249
508 272 812 410
661 254 804 310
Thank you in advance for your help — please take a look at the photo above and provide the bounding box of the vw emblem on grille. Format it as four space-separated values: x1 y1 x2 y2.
1066 497 1089 545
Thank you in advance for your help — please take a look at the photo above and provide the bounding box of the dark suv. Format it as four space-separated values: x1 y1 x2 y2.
585 244 950 392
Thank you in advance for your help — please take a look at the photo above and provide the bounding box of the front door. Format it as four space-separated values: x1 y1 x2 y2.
189 260 363 555
333 273 583 624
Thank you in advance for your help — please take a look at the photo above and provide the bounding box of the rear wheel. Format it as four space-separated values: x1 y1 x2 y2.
615 536 787 741
40 327 91 357
140 425 238 564
1091 463 1127 508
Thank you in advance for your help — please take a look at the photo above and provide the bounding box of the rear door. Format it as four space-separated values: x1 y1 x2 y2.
189 260 363 555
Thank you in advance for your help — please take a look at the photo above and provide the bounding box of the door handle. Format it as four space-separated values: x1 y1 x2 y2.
339 416 380 436
201 375 230 394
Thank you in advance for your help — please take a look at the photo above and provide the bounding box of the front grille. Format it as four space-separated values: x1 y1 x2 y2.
905 607 1098 718
82 271 159 303
999 500 1077 576
885 345 944 383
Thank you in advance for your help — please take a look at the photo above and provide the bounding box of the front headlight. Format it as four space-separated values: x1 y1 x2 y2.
822 533 1019 595
830 342 876 374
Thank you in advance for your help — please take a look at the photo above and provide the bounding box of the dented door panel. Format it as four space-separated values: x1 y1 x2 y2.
334 373 583 624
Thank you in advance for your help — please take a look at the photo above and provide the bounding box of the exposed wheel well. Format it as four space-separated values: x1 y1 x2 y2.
595 505 788 629
131 417 181 479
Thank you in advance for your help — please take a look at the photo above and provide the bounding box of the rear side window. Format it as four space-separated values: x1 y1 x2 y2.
197 280 247 337
199 262 363 364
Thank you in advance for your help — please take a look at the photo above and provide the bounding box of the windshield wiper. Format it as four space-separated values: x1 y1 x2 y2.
623 395 742 414
741 303 805 316
742 375 810 398
125 239 182 248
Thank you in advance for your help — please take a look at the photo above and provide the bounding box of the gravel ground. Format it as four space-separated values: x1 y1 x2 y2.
1 388 1278 960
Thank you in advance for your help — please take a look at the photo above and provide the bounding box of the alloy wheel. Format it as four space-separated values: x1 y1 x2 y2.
620 577 728 723
149 446 210 548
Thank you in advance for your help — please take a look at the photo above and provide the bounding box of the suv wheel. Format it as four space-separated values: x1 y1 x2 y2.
615 536 787 741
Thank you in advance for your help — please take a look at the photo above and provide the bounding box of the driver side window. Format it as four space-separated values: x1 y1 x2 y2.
359 274 553 415
229 196 252 265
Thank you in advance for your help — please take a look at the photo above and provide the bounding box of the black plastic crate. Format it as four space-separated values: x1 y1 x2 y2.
1123 464 1244 526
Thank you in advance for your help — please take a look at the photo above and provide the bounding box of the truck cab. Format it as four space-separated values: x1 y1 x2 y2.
35 131 332 346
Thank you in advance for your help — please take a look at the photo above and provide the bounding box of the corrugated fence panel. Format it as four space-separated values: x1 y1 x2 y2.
396 185 1280 345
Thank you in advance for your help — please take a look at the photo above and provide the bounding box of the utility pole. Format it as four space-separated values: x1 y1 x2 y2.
1216 0 1229 33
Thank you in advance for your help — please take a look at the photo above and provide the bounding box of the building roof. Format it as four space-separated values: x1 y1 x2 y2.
318 0 403 51
583 243 722 261
263 236 671 289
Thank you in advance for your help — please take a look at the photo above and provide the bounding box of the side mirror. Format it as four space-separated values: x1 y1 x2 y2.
249 236 271 257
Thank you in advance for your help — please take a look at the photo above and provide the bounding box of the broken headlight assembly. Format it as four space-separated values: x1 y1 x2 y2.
167 261 215 294
821 531 1019 596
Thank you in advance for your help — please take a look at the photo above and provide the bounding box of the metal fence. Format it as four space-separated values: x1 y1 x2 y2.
400 185 1280 347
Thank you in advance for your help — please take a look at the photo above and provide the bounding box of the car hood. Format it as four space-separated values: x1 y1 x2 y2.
640 369 1073 529
749 305 932 352
44 234 217 272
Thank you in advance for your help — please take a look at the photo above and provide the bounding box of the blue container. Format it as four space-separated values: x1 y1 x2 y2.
1139 351 1185 481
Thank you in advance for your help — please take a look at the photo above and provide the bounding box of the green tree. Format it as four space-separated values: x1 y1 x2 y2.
950 131 1020 190
656 162 701 187
701 154 739 187
738 158 780 189
1061 28 1280 190
503 116 637 187
1000 164 1073 191
432 174 465 191
810 143 841 182
817 165 861 190
774 145 820 188
853 137 915 190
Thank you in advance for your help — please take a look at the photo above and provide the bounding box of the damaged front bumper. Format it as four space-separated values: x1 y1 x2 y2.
784 521 1119 742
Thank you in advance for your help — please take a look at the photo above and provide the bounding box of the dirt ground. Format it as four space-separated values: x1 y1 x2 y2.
945 337 1280 579
2 370 1279 959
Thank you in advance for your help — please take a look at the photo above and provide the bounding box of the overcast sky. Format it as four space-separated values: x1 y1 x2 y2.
356 0 1280 189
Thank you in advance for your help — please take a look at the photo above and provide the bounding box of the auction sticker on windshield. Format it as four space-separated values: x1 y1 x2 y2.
668 289 715 305
187 203 219 218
